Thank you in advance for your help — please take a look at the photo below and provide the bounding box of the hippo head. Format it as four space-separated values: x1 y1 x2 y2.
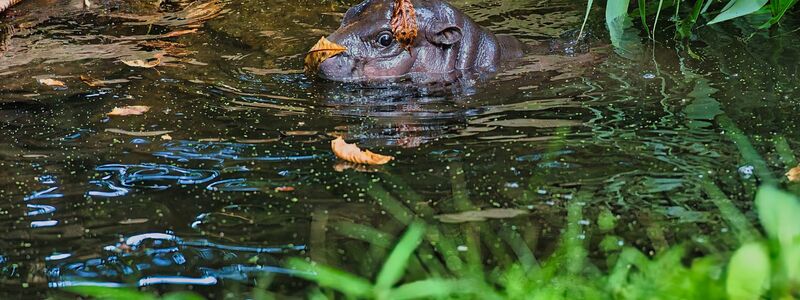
317 0 523 83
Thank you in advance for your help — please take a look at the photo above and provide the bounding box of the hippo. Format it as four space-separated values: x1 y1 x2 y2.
315 0 580 83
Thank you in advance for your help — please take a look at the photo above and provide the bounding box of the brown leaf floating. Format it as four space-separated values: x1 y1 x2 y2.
331 137 394 165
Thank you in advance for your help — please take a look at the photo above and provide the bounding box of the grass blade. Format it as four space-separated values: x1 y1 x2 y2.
287 258 373 298
388 279 469 300
639 0 651 38
65 287 158 300
578 0 595 39
375 222 426 290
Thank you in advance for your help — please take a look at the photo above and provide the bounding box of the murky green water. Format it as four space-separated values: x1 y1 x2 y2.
1 0 799 298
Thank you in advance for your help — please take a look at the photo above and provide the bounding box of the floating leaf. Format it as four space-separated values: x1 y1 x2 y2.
38 78 65 87
79 75 105 87
331 137 394 165
105 128 173 137
107 106 151 116
160 134 173 140
435 208 528 223
161 29 199 38
274 186 295 192
391 0 418 51
304 36 347 73
787 165 800 182
121 53 164 68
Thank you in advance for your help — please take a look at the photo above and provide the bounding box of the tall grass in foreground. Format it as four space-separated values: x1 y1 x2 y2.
66 183 800 299
286 185 800 300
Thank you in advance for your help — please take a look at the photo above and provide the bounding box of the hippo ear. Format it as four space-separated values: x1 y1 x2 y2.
427 23 462 46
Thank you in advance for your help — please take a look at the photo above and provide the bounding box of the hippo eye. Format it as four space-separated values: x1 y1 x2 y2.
376 32 394 48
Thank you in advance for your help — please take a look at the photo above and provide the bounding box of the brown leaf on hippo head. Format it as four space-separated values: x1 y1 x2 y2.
304 36 348 73
391 0 418 51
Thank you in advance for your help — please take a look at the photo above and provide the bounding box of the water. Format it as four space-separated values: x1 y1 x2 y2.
1 0 799 297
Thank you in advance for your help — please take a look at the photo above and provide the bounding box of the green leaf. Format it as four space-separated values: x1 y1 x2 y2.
605 0 631 48
758 0 799 28
755 186 800 246
781 239 800 283
577 0 595 39
638 0 650 37
707 0 768 24
726 242 770 300
375 222 425 290
162 292 206 300
388 279 467 300
65 286 157 300
286 258 373 298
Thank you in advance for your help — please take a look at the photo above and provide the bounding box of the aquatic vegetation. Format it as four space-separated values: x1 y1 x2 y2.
63 183 800 299
580 0 800 48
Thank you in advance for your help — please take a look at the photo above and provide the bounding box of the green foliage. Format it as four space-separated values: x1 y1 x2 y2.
726 242 770 299
62 182 800 300
287 183 800 300
65 286 203 300
579 0 799 45
708 0 769 24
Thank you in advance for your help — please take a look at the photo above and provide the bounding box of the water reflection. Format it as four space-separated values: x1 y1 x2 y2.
154 141 320 163
0 0 798 297
93 164 219 189
47 232 305 288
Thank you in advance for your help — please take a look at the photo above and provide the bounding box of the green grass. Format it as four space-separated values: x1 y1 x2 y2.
65 182 800 299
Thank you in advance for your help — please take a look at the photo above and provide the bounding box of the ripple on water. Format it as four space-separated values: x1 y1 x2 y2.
46 232 307 288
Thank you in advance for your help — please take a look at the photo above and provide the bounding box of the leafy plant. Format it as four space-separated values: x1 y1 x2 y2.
578 0 799 46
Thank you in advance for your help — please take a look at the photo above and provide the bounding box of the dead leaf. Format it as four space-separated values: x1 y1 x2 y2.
331 137 394 165
391 0 418 51
105 129 173 137
435 208 528 224
80 75 105 87
274 186 295 192
107 106 151 116
304 36 347 73
161 134 173 140
38 78 65 87
231 100 306 112
121 53 164 68
787 165 800 182
282 130 318 136
118 218 149 224
161 29 199 38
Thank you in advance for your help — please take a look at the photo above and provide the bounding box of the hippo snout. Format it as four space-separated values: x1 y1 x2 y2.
319 52 358 81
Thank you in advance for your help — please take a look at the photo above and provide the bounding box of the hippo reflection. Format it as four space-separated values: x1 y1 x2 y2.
316 0 583 83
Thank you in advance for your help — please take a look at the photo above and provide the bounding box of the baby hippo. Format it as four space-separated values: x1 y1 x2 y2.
316 0 526 83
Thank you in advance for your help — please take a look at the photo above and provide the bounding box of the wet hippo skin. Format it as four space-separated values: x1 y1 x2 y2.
318 0 527 83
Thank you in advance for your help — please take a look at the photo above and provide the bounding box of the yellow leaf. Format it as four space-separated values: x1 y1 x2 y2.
787 165 800 182
121 53 164 68
304 36 347 73
80 75 105 87
107 106 151 116
331 137 394 165
38 78 65 87
391 0 418 51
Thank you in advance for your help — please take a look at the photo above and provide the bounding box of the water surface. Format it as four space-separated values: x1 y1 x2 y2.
1 0 799 297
